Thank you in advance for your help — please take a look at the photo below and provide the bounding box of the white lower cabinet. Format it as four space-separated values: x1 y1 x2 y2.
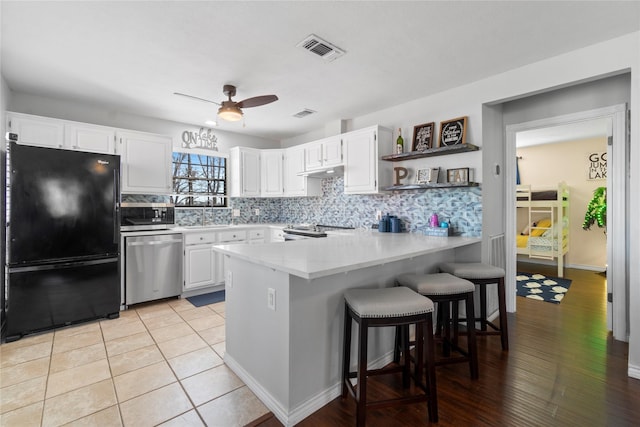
183 232 218 291
183 227 275 294
184 245 216 290
271 227 285 242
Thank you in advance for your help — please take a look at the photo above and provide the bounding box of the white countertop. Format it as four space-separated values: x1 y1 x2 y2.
213 231 480 279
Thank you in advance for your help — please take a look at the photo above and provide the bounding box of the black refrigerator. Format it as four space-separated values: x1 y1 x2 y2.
5 141 121 342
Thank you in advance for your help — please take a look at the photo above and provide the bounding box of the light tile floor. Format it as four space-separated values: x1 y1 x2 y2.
0 298 270 426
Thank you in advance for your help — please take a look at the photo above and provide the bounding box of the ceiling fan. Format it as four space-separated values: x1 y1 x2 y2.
174 85 278 122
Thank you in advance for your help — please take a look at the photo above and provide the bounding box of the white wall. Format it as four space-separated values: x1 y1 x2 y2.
7 92 279 153
284 32 640 377
516 138 608 270
5 31 640 377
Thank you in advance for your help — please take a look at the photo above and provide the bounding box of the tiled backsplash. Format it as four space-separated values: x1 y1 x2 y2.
122 177 482 236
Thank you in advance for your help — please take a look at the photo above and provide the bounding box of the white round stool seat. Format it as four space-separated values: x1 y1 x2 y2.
439 262 505 280
396 273 474 296
344 286 433 319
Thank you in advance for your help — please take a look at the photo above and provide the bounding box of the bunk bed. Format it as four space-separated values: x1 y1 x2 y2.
516 182 570 277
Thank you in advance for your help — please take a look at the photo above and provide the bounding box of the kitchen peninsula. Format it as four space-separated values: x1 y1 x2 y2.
213 231 480 426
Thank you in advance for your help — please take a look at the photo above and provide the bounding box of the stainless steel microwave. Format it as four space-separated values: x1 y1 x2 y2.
120 202 175 231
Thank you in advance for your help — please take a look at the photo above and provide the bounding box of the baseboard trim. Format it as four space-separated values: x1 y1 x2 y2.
224 350 394 426
516 257 605 272
628 363 640 380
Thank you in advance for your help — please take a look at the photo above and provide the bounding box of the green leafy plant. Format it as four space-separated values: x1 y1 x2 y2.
583 186 606 231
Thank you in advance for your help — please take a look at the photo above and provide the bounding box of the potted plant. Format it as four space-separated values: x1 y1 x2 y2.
582 186 606 232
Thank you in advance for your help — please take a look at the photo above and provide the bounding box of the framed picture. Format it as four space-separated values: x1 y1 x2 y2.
447 167 469 184
412 122 435 152
416 167 439 184
438 116 468 147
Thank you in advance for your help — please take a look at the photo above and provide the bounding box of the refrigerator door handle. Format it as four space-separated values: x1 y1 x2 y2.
8 257 119 273
113 168 120 245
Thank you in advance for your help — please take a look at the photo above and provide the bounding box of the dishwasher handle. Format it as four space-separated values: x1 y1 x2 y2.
127 238 183 247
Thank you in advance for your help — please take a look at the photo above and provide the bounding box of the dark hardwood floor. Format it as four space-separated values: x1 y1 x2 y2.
251 263 640 426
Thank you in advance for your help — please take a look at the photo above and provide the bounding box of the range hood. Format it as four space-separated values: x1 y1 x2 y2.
297 165 344 178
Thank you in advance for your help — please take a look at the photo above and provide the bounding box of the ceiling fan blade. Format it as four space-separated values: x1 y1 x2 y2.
236 95 278 109
173 92 220 106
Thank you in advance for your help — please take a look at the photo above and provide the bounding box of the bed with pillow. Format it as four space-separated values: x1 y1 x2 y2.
516 182 570 277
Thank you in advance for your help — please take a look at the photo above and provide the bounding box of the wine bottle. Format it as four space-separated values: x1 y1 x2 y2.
396 128 404 154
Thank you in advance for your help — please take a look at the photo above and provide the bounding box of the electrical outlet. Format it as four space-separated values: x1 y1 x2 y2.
376 210 382 221
227 270 233 288
267 288 276 310
254 208 260 215
232 209 240 217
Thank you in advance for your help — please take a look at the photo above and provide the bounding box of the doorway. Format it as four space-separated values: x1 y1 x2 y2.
505 104 627 341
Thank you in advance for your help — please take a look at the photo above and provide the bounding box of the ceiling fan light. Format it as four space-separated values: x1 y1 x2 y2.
218 105 243 121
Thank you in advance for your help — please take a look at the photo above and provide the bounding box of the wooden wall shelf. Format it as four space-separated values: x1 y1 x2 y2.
385 182 480 191
381 143 479 161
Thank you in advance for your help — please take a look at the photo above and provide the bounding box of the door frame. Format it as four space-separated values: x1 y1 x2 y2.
505 104 627 341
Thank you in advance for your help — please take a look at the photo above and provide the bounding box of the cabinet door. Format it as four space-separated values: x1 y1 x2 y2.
323 136 343 167
305 142 323 170
184 244 216 290
241 149 261 197
344 128 378 194
270 228 285 242
65 123 115 154
284 146 306 196
117 131 173 194
7 113 64 149
261 149 284 197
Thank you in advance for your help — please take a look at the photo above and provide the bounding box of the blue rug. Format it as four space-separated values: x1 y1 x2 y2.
186 290 225 307
516 272 572 304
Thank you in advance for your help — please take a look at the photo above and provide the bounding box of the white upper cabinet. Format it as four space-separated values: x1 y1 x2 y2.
117 130 173 194
304 135 342 171
284 145 321 197
64 123 115 154
7 113 64 149
343 125 393 194
261 149 284 197
7 112 116 154
229 147 261 197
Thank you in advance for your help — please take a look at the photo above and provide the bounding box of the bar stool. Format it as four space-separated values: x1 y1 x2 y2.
439 262 509 351
395 273 479 379
342 286 438 426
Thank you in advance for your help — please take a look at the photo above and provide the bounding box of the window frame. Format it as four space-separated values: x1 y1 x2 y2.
171 150 228 208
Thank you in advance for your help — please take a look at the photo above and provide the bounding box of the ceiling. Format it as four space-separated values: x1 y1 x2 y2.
2 1 639 141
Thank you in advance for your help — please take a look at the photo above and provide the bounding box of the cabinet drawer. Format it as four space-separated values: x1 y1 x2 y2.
185 232 217 245
249 229 265 240
219 230 247 243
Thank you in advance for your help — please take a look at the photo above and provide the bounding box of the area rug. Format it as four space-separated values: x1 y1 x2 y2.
516 273 572 304
186 290 225 307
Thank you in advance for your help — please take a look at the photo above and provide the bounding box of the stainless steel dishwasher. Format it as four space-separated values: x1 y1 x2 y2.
124 233 183 305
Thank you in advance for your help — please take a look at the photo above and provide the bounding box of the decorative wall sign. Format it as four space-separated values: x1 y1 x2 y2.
181 127 219 151
587 152 607 180
438 116 467 147
412 122 435 152
393 167 409 186
447 167 469 183
416 167 439 184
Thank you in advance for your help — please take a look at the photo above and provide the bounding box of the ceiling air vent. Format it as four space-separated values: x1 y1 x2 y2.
297 34 345 62
293 109 316 119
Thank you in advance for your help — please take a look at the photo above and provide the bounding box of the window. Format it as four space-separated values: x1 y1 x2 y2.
171 152 227 207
